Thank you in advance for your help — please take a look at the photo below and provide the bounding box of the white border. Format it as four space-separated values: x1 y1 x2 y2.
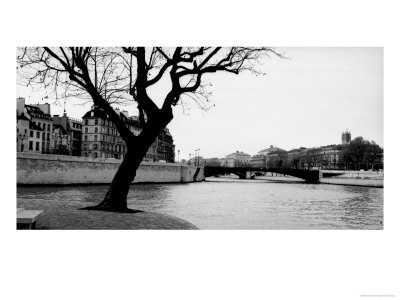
3 1 399 299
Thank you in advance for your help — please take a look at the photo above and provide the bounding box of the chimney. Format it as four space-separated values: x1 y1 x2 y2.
38 103 51 115
17 97 25 115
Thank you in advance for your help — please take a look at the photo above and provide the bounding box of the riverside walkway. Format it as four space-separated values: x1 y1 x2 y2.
16 199 198 230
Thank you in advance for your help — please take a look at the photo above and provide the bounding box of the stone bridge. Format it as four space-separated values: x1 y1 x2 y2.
204 166 322 183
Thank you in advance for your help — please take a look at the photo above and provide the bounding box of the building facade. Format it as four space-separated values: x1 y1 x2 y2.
249 145 287 168
81 106 175 162
222 151 251 167
249 154 267 168
53 113 83 156
17 98 54 154
52 124 72 155
16 113 30 152
287 145 342 169
28 122 43 152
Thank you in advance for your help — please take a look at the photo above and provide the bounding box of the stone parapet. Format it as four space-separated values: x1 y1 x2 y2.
17 152 204 185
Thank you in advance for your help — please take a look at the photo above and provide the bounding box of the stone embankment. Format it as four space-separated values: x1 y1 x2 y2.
17 152 204 185
255 170 384 188
320 170 383 188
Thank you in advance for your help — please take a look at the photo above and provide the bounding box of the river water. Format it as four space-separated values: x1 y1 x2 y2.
17 177 383 229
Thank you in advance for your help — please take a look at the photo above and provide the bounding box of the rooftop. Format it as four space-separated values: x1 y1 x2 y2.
17 113 30 122
25 105 52 120
258 145 286 154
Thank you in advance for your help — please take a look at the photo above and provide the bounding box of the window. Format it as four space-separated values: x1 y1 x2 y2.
93 152 97 158
95 119 98 125
85 127 88 133
94 135 97 141
43 123 46 130
94 144 98 150
47 133 50 140
29 141 33 150
35 142 40 151
95 127 98 133
36 131 40 138
38 122 41 128
85 119 88 125
25 129 27 134
47 124 50 131
84 135 88 142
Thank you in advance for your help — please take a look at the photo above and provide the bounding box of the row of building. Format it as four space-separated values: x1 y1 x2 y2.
16 98 176 162
202 131 353 170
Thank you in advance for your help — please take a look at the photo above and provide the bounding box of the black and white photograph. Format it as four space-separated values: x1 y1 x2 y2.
16 46 384 230
3 1 399 299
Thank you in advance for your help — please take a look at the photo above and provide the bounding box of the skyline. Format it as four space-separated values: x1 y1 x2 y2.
17 47 383 160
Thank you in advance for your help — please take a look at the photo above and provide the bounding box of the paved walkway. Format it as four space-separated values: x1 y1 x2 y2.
17 199 198 230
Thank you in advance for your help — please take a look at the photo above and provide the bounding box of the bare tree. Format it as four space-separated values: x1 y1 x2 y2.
18 47 283 212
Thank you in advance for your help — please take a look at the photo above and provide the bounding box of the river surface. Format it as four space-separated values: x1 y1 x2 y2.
17 178 383 229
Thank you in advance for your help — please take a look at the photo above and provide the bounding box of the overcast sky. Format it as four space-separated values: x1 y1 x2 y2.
17 47 383 160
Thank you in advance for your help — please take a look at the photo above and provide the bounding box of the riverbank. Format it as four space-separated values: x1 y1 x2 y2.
17 152 204 185
320 177 383 188
252 173 384 187
17 198 198 229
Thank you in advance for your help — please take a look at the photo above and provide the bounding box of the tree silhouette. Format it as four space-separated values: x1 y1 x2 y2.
18 47 283 212
340 136 383 170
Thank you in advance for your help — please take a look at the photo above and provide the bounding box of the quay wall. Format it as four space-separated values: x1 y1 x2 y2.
17 153 204 185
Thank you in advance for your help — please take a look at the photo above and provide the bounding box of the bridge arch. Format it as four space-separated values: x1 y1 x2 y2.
204 166 321 183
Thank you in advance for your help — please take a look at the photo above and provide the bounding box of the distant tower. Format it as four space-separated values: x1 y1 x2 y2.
342 129 351 145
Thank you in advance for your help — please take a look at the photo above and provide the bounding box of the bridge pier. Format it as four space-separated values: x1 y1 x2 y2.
304 170 322 183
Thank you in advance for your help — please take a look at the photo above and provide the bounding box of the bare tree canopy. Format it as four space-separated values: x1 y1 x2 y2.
17 47 283 212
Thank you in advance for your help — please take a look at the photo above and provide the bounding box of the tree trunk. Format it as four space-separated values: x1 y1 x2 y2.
86 150 142 212
83 131 160 212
